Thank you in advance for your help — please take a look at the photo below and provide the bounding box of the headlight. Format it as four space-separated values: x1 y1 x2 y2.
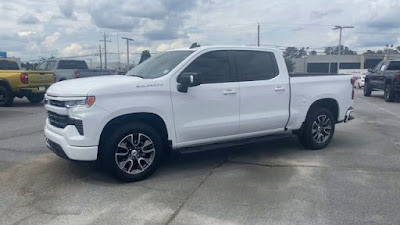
65 96 96 108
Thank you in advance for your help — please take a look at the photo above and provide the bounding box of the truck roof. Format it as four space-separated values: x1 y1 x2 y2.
168 45 278 52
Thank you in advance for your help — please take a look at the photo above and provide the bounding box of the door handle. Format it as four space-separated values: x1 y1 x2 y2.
223 89 237 95
274 86 286 92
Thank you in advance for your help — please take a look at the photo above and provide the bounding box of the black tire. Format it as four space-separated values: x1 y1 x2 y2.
100 122 165 182
27 94 44 104
0 85 14 107
384 83 395 102
364 81 372 96
298 107 335 150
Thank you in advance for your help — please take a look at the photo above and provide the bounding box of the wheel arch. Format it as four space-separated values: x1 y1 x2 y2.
306 98 339 122
0 79 12 90
99 112 170 147
384 78 393 86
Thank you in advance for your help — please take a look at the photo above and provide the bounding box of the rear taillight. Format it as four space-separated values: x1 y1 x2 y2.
350 78 355 100
74 70 80 78
397 72 400 80
20 73 28 84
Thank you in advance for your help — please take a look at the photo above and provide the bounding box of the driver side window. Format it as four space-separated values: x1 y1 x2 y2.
182 51 232 84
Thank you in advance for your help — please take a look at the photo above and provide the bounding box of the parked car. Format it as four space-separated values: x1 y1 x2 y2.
0 59 54 106
354 74 365 88
364 60 400 102
37 59 115 82
44 46 354 181
339 69 367 89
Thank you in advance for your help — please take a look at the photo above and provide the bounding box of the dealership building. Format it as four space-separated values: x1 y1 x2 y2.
292 53 400 73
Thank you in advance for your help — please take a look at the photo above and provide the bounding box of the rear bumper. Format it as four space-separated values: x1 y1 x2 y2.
344 107 354 123
16 86 50 95
45 124 98 161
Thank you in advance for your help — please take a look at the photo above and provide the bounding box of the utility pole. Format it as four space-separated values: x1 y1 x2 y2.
87 58 92 68
121 37 134 70
333 25 355 72
98 45 102 69
117 32 121 70
257 23 260 47
99 32 111 69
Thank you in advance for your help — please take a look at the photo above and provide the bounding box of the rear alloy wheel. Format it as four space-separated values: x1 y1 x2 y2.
101 122 165 182
0 86 14 107
27 94 44 104
299 107 335 150
384 84 395 102
363 82 372 96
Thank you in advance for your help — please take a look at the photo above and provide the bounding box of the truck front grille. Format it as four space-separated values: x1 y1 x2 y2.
47 111 84 135
48 111 69 128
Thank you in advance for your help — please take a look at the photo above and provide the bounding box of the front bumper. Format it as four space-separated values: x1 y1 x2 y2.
344 107 354 123
45 124 98 161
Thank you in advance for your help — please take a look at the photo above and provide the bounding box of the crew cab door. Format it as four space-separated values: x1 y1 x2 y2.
232 50 290 133
370 62 385 89
171 50 240 146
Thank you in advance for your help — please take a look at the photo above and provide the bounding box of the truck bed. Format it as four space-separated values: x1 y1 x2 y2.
286 73 353 130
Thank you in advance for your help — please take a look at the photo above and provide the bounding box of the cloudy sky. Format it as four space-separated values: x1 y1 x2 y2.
1 0 400 64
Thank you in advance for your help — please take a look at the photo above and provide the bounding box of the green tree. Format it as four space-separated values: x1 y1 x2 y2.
139 50 151 64
285 58 296 73
324 45 357 55
282 47 309 72
283 47 307 58
309 50 317 56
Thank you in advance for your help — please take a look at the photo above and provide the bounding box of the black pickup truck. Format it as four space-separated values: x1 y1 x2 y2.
364 60 400 102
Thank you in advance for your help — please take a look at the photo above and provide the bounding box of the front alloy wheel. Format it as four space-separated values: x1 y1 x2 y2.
115 133 156 174
101 122 165 182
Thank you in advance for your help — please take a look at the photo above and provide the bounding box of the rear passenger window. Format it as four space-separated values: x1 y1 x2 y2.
387 61 400 70
182 51 231 84
234 51 279 81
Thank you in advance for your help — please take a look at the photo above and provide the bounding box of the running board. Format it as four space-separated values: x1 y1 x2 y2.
176 133 292 154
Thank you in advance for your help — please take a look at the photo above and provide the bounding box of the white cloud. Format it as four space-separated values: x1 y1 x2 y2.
60 43 89 57
41 32 61 48
18 31 36 37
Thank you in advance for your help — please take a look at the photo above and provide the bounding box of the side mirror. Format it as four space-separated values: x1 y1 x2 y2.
177 72 201 93
367 68 373 73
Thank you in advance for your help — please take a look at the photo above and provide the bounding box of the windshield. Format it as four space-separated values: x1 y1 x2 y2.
126 50 193 79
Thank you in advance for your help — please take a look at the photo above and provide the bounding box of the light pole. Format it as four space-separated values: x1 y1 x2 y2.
121 37 134 70
333 25 354 72
386 44 393 60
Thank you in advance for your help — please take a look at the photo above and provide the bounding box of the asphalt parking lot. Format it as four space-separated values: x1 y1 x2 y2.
1 90 400 225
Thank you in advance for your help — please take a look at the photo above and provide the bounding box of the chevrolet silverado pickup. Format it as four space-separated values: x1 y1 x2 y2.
44 46 354 181
37 59 115 82
0 59 54 106
364 60 400 102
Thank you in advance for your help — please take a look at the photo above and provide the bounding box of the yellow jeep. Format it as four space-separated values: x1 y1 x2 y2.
0 60 54 106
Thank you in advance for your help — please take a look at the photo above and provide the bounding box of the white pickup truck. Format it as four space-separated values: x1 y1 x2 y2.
44 46 354 181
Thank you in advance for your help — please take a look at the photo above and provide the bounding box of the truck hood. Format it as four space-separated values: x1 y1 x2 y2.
46 75 143 97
